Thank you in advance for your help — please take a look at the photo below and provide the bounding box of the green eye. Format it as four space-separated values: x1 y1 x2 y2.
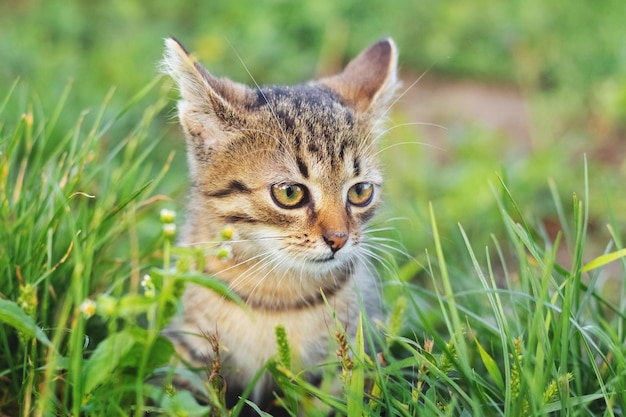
271 183 308 208
347 182 374 206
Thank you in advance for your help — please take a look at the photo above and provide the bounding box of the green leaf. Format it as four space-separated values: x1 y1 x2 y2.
177 272 245 307
83 330 137 394
0 298 51 346
161 389 212 416
473 335 504 391
244 400 273 417
119 335 174 374
581 248 626 272
421 350 438 367
347 314 365 417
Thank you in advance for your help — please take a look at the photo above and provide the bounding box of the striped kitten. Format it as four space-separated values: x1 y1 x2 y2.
162 37 398 410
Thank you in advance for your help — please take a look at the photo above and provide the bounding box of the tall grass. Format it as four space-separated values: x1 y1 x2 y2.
352 168 626 416
0 79 175 416
1 79 625 416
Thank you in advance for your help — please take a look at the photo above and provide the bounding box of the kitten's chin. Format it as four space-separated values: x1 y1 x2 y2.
302 252 354 274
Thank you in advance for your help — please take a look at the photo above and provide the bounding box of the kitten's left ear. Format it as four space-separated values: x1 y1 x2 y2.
161 37 250 113
161 37 252 156
320 38 399 114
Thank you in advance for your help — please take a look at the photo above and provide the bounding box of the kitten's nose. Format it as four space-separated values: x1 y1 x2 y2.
323 232 348 253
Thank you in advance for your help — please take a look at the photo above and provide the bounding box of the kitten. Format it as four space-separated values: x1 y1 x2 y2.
161 37 398 411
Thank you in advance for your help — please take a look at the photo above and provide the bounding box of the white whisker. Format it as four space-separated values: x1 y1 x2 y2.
376 140 447 157
228 253 276 294
379 66 435 125
363 226 398 234
357 252 386 295
180 236 286 247
358 247 398 280
362 240 414 263
359 64 438 158
245 249 294 302
379 216 412 224
226 42 282 133
214 251 274 275
373 121 448 142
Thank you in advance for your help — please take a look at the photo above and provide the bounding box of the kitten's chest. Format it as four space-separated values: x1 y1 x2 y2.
179 282 359 369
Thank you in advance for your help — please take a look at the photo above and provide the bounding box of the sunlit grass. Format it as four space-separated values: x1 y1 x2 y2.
0 80 175 416
2 76 625 416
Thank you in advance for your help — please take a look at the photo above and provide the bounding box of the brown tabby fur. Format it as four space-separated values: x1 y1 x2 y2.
161 37 398 410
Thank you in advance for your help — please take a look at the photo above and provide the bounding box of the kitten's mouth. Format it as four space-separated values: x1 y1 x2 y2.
310 252 347 264
311 255 335 263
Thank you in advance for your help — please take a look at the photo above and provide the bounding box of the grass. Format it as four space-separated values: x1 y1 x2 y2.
2 1 626 415
0 80 176 416
2 79 626 416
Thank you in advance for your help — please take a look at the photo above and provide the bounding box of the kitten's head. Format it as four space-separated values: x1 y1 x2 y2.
162 38 398 278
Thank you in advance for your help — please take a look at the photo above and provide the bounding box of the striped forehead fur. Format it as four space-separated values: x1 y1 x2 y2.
237 85 372 173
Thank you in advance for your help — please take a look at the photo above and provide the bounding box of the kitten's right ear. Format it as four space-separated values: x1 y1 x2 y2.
161 38 249 147
320 38 399 115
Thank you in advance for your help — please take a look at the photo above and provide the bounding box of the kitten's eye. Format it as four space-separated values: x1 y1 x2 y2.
347 182 374 206
271 183 308 208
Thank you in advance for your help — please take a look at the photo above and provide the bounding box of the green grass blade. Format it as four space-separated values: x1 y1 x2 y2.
472 334 504 391
0 79 20 118
347 314 365 417
0 298 51 346
581 248 626 272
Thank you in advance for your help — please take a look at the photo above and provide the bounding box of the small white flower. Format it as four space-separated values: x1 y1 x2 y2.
79 299 96 318
141 274 152 287
141 274 156 298
160 208 176 224
162 223 176 239
216 244 233 261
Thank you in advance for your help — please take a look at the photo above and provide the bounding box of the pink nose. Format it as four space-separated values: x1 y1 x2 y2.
323 233 348 252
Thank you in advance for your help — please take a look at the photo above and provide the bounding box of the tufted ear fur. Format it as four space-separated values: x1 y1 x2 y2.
319 38 399 115
161 38 251 159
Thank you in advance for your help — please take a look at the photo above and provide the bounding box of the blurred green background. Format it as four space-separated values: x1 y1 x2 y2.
2 0 626 269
